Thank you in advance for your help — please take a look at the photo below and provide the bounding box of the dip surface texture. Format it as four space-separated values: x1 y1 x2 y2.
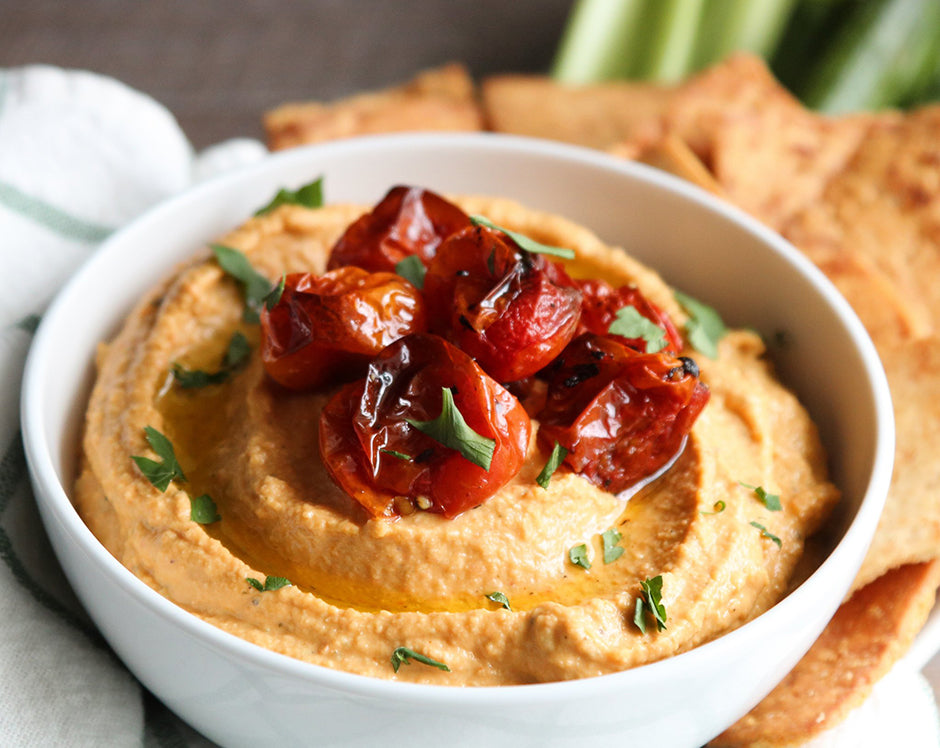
75 196 839 685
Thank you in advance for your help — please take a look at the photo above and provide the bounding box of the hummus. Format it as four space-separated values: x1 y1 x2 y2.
75 195 839 685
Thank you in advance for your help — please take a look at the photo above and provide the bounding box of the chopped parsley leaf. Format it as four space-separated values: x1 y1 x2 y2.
407 387 496 471
569 543 591 570
608 306 667 353
674 290 727 359
485 591 512 610
254 176 323 216
16 313 41 334
470 215 576 259
390 646 450 673
131 426 186 491
190 494 221 524
536 442 568 489
601 528 624 564
211 244 276 323
382 449 413 462
740 482 782 511
700 500 726 515
750 521 782 547
247 575 292 592
172 331 252 389
263 274 286 310
395 255 426 289
171 364 228 389
634 575 667 634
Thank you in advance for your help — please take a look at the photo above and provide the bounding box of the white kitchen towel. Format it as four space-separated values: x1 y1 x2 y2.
0 63 936 747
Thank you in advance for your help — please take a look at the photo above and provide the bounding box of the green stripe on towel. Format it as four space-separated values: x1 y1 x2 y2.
0 433 106 645
0 181 115 243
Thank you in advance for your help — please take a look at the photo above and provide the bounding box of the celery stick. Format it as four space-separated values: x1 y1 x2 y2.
800 0 940 113
770 0 850 93
551 0 650 82
632 0 708 83
898 31 940 107
690 0 798 73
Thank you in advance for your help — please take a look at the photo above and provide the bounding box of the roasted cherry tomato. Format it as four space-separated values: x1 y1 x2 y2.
538 334 709 494
261 267 426 391
327 186 471 273
576 279 683 355
423 224 582 383
319 333 531 519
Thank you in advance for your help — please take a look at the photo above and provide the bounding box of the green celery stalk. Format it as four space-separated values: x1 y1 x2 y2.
799 0 940 113
631 0 708 82
551 0 650 82
770 0 851 94
690 0 799 73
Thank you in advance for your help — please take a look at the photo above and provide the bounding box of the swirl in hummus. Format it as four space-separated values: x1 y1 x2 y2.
75 189 839 685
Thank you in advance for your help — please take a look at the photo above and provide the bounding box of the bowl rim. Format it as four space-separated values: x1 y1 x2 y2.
20 131 895 705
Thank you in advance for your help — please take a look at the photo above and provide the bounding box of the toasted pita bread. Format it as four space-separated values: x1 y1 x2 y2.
779 108 940 337
854 338 940 590
795 242 932 350
263 64 483 151
609 134 725 196
711 561 940 747
481 74 670 149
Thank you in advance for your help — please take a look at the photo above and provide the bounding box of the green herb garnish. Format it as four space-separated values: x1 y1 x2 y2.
382 449 413 462
633 575 667 634
407 387 496 471
131 426 186 491
485 591 512 610
171 364 228 389
601 528 624 564
246 575 292 592
172 331 252 389
700 500 726 515
190 494 221 524
608 306 667 352
254 176 323 216
674 290 727 359
16 313 41 334
536 442 568 489
390 646 451 673
569 543 591 570
740 483 782 512
750 521 782 547
395 255 426 289
470 215 576 259
211 244 276 323
263 274 286 310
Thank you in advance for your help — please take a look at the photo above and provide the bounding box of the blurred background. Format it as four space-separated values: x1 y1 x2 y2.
5 0 940 149
0 0 573 148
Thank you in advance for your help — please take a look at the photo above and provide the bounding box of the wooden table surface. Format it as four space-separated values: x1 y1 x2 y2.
2 0 574 149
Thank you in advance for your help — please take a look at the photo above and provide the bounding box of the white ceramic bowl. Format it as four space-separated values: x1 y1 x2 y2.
21 134 894 748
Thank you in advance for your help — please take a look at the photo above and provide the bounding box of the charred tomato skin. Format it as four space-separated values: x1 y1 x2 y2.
327 185 472 273
260 267 427 391
423 224 582 383
537 333 709 494
576 278 683 355
319 333 532 519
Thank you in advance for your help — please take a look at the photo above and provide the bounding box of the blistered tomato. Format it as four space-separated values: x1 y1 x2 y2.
327 185 471 273
576 279 683 355
319 333 531 519
537 334 709 494
261 267 426 391
423 224 582 383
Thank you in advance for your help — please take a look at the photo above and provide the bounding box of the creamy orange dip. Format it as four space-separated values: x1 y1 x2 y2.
75 195 838 684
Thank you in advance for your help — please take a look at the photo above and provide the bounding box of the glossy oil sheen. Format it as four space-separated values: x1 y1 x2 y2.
21 134 894 748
